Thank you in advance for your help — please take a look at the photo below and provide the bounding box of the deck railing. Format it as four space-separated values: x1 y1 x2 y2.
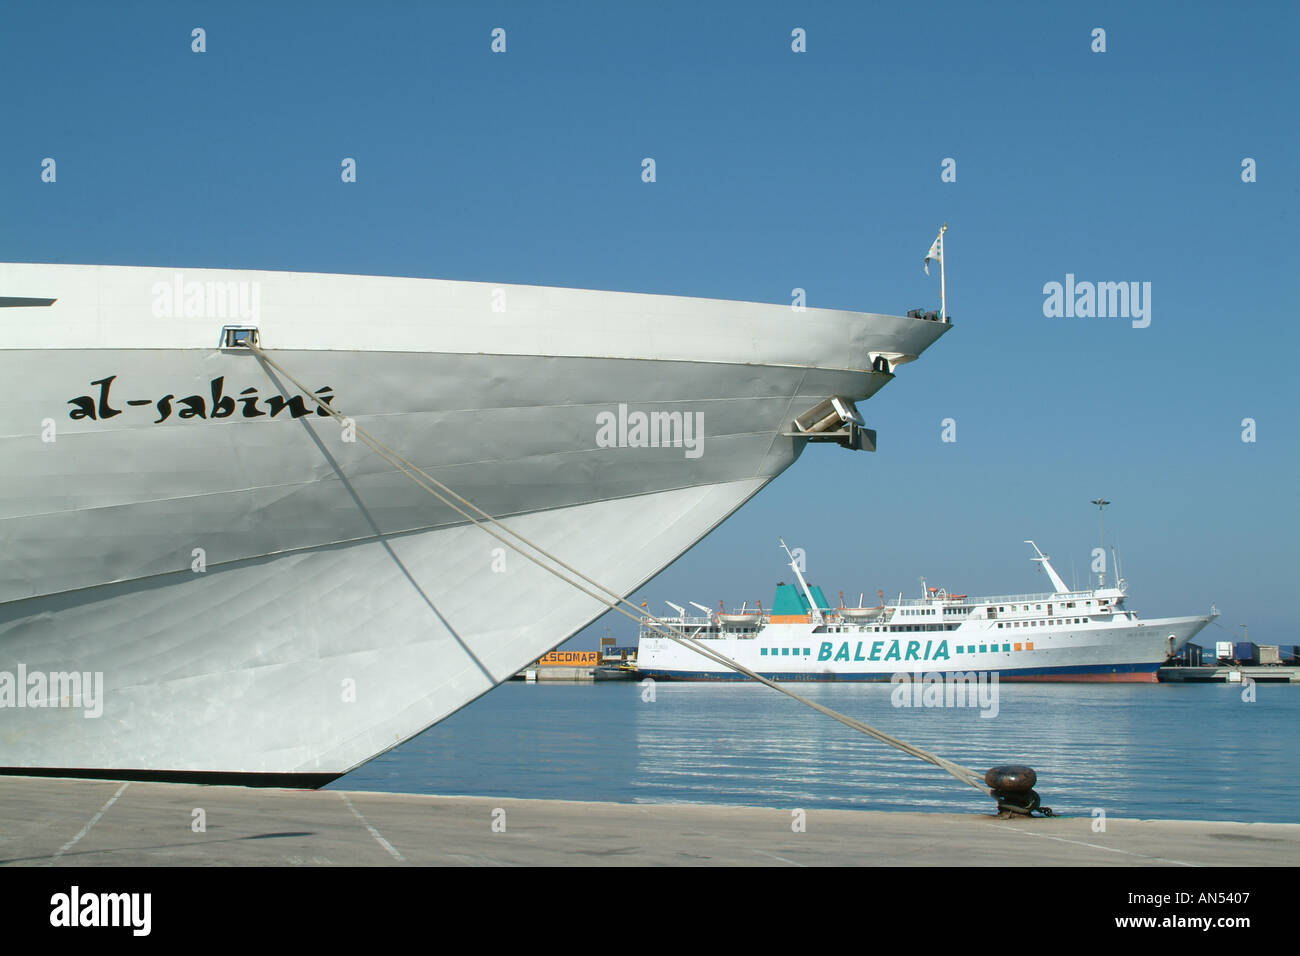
891 590 1099 607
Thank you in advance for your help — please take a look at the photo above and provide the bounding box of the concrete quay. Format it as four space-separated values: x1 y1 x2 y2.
1 775 1296 866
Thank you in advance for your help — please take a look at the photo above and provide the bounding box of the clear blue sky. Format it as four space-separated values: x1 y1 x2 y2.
4 1 1295 645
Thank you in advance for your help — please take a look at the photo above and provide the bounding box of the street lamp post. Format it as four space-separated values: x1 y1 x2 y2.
1091 498 1110 588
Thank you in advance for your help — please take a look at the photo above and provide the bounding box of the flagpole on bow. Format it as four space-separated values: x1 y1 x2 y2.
939 222 948 323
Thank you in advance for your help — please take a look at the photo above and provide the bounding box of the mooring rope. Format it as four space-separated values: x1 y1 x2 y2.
1206 619 1242 640
245 341 991 796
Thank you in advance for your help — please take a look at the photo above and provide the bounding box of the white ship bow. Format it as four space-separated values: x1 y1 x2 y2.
0 263 950 783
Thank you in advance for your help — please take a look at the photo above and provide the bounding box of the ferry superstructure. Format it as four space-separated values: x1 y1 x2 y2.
0 262 949 785
636 541 1216 682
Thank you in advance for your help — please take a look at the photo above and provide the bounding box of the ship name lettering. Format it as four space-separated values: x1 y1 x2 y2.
816 639 950 664
67 375 336 423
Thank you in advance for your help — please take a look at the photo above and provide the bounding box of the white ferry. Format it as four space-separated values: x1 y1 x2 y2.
636 541 1215 682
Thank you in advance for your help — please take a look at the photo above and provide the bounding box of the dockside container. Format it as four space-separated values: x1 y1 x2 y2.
1233 641 1258 664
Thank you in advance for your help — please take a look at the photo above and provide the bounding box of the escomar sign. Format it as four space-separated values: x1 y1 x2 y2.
537 651 601 666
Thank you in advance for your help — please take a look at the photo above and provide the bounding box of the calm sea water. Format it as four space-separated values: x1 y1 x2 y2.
330 680 1300 823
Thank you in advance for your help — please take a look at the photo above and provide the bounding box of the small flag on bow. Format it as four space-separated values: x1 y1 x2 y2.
924 225 946 276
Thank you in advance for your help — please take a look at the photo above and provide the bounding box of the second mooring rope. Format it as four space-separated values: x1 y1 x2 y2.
246 341 991 797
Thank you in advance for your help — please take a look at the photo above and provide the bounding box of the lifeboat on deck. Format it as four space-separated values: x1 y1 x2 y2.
836 590 888 621
717 600 763 626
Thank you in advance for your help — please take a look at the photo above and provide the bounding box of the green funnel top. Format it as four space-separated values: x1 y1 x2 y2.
771 582 831 615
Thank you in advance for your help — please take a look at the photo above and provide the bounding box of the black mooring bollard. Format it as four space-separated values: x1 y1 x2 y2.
985 765 1052 816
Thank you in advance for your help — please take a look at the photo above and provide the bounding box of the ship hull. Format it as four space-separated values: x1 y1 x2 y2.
1 476 772 784
0 263 950 781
